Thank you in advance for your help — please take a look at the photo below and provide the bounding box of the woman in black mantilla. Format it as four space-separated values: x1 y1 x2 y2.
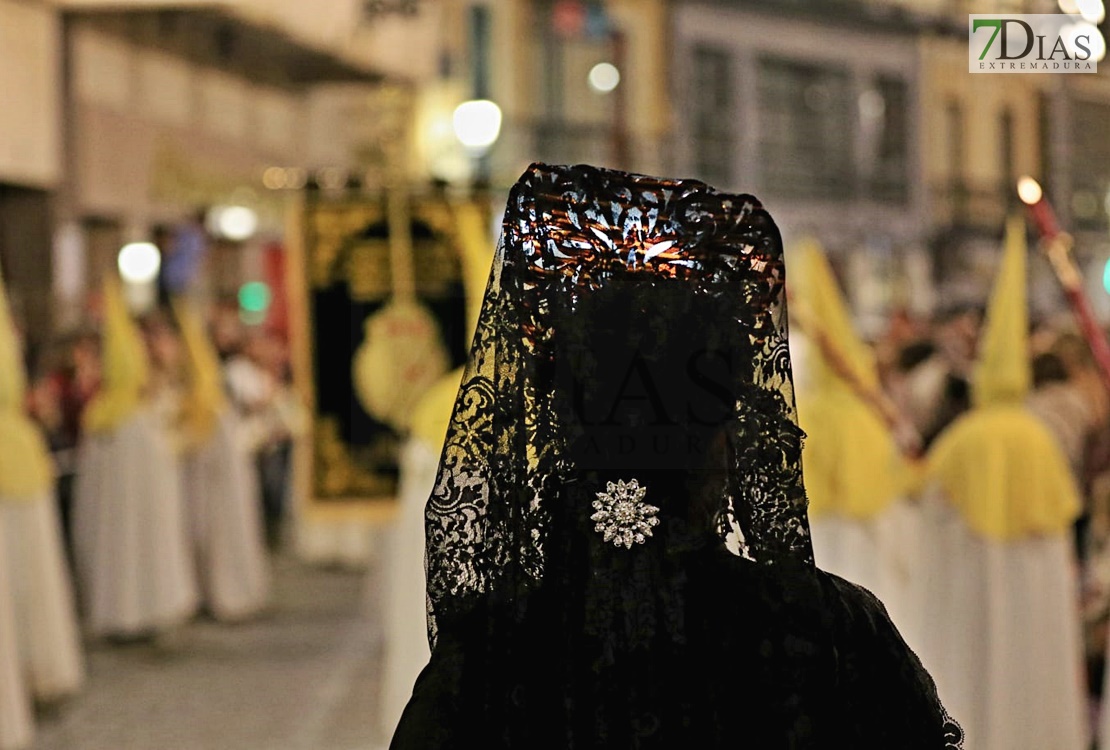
390 163 962 749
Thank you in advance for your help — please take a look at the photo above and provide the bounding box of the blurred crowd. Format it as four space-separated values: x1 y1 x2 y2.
871 302 1110 717
0 275 306 750
786 228 1110 750
880 306 1108 465
878 305 1110 550
6 229 1110 750
27 296 302 555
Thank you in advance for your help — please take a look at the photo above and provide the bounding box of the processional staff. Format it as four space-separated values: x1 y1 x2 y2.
786 288 924 460
1017 176 1110 394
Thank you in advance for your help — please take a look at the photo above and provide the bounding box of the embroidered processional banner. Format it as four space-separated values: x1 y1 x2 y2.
293 192 470 514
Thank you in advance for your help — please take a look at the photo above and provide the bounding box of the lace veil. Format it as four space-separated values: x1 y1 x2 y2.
424 163 812 645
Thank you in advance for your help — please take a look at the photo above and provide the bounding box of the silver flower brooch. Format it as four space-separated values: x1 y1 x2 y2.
591 478 660 548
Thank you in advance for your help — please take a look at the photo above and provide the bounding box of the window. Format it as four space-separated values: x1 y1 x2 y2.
757 57 853 199
691 45 734 187
869 75 909 202
534 1 614 165
1071 99 1110 231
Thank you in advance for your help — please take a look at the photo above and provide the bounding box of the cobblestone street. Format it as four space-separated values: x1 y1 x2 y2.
30 555 387 750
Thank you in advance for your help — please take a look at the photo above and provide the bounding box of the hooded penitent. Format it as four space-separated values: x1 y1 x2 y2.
173 298 226 450
83 278 150 434
926 215 1079 540
0 269 52 498
793 239 907 519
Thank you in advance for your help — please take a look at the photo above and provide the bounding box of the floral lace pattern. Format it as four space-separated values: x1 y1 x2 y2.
425 163 813 644
409 163 963 749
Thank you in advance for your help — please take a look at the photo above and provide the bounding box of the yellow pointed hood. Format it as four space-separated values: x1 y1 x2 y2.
0 269 27 413
83 278 150 433
456 202 492 343
926 216 1079 540
0 268 53 497
972 215 1031 407
410 202 493 449
794 238 880 395
173 297 226 449
791 238 906 519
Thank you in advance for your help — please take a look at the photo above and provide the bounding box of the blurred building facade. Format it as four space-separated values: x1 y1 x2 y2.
0 0 406 342
672 2 922 240
0 1 62 343
906 0 1110 318
664 0 1110 323
669 0 926 331
402 0 670 185
2 0 1110 341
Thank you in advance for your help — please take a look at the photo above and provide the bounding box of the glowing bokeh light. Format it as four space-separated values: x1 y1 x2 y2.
1017 176 1044 206
452 100 503 150
1088 26 1107 60
587 62 621 93
214 205 258 241
238 281 272 314
117 242 161 284
262 167 286 190
1078 0 1106 23
1065 21 1107 61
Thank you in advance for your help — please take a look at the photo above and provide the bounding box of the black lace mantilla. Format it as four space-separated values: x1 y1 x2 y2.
404 163 962 749
425 163 811 638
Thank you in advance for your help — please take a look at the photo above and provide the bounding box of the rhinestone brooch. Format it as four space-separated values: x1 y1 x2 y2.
591 478 660 549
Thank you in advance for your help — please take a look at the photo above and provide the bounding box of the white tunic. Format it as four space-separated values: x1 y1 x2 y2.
0 522 33 750
180 409 270 621
378 438 438 741
915 485 1087 750
809 500 923 649
0 493 84 701
73 408 198 637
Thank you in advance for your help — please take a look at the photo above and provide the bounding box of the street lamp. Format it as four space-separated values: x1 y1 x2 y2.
588 62 620 94
453 99 502 184
452 99 502 152
207 205 259 242
1078 0 1106 24
1017 176 1043 207
117 242 161 284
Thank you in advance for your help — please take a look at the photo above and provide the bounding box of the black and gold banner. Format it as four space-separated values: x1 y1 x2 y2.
299 192 470 509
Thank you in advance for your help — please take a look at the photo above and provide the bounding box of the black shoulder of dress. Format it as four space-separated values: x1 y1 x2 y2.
819 571 965 749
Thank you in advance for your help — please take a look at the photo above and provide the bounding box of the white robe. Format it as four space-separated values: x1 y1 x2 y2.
180 409 270 621
0 522 33 750
915 485 1087 750
378 438 437 741
809 500 923 649
295 518 376 569
73 408 198 637
0 493 84 701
